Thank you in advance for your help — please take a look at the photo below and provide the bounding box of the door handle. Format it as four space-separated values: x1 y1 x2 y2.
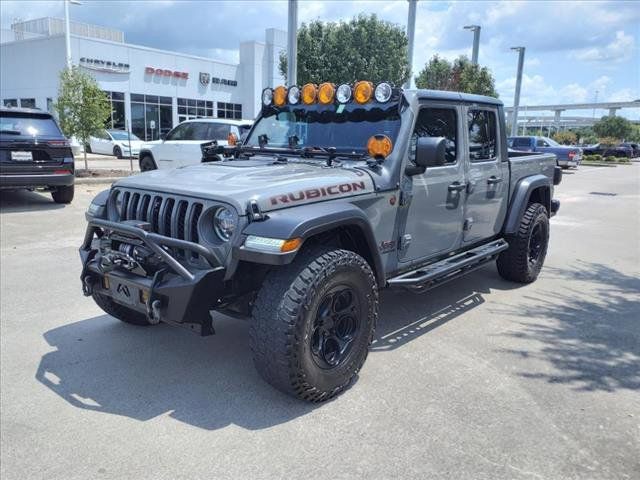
487 176 503 184
448 181 466 192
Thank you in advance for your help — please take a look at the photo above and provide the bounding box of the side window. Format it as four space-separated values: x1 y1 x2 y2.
165 123 189 141
207 123 231 141
411 107 458 164
188 122 212 140
467 109 498 161
536 138 548 147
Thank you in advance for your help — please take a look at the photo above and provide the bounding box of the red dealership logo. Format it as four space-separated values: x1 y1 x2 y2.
145 67 189 79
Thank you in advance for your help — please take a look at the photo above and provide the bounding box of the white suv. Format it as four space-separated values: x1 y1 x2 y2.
138 119 252 171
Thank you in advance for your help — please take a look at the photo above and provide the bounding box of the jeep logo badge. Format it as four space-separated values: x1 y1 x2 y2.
199 72 210 85
117 284 130 297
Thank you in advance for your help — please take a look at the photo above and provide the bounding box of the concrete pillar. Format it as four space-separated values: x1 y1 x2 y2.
608 107 618 116
554 109 563 129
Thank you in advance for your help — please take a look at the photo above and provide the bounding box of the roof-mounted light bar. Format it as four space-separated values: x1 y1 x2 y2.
262 81 395 107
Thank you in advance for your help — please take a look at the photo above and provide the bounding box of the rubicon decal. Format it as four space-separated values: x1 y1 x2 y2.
270 181 367 206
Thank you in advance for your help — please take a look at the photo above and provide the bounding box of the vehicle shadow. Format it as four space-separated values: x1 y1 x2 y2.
497 261 640 392
0 189 65 213
36 265 521 430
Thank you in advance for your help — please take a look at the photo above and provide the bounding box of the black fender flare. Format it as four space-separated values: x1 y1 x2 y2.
138 149 157 169
236 202 385 285
504 174 551 235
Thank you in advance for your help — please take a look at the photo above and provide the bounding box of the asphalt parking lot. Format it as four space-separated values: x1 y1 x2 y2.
1 164 638 480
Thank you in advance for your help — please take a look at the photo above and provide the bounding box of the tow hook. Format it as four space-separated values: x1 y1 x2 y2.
82 276 94 296
148 299 162 325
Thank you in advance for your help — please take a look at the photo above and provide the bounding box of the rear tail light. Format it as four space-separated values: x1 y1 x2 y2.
47 140 70 147
54 169 72 175
568 151 576 160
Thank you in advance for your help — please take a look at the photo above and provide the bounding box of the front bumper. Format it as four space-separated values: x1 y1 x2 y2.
80 217 226 335
0 172 74 188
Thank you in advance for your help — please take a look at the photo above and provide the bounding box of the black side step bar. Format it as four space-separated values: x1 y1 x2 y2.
388 239 509 292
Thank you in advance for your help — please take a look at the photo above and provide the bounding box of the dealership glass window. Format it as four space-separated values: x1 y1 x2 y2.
217 102 242 120
20 98 36 108
130 93 173 141
103 91 126 130
177 98 214 123
3 99 18 107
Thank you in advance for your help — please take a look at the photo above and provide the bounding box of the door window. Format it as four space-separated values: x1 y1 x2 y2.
468 109 498 161
536 138 550 147
410 107 458 164
165 123 190 141
207 123 231 140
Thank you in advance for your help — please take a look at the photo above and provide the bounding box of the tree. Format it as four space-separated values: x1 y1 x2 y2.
552 131 577 145
414 54 498 97
54 66 111 169
279 14 410 86
592 115 633 140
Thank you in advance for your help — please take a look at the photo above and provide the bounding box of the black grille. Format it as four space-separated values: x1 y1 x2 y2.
114 190 204 243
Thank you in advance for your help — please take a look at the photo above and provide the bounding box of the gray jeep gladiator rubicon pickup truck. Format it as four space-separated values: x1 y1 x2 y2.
81 81 562 402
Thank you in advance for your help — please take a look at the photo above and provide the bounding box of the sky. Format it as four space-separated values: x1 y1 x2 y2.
2 0 639 119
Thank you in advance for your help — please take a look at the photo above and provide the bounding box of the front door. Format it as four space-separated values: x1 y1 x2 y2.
399 104 466 263
463 106 509 243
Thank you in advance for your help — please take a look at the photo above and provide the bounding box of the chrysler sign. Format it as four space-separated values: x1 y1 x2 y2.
80 57 130 74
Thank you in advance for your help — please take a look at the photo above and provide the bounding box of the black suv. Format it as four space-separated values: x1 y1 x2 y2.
0 108 75 203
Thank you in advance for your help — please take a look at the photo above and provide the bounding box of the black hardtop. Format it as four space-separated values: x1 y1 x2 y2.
407 89 503 106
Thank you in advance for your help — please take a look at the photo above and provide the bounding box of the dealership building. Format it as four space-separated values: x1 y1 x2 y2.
0 18 285 140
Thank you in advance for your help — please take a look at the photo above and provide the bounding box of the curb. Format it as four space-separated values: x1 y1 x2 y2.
75 176 124 185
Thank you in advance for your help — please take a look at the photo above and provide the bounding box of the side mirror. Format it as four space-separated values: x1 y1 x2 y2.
159 133 167 141
406 137 446 175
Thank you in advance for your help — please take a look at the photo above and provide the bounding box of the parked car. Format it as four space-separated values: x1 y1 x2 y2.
582 143 634 158
0 107 74 203
87 129 144 158
508 136 582 169
138 119 253 171
619 142 639 158
81 82 562 401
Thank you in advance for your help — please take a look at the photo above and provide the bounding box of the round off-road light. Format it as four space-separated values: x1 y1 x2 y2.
374 82 393 102
336 84 352 103
367 134 393 159
354 81 374 104
302 83 317 104
273 85 287 107
261 88 273 106
318 82 336 104
288 86 300 104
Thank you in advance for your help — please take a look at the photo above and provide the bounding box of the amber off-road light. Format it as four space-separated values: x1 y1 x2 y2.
273 85 287 107
302 83 318 104
354 81 374 104
318 82 336 104
367 134 393 159
227 132 238 146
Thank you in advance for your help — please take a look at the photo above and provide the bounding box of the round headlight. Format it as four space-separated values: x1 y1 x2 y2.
288 86 300 104
214 207 236 241
374 82 392 103
262 88 273 106
336 84 352 103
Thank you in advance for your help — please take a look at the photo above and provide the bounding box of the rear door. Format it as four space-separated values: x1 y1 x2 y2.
399 103 466 263
463 106 509 243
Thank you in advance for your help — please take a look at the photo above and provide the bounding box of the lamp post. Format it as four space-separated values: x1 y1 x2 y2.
286 0 298 85
510 46 525 137
463 25 481 65
64 0 82 69
404 0 417 89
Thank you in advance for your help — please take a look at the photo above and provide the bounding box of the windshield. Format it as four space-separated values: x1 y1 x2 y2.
544 137 560 147
109 130 141 141
246 104 401 154
0 113 62 138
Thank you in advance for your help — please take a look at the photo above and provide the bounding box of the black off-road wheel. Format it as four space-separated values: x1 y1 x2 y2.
139 155 156 171
250 248 378 402
497 202 549 283
92 292 156 326
51 184 74 204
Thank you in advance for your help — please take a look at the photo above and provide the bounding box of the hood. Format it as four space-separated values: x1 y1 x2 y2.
114 159 375 214
117 140 144 148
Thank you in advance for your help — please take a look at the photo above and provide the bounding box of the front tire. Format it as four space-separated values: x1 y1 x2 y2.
51 184 74 204
113 146 123 159
92 292 156 326
250 248 378 402
497 202 549 283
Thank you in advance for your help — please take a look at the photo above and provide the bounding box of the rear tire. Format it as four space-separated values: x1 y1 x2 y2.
51 184 74 204
92 292 155 326
497 202 549 283
250 248 378 402
140 155 156 171
113 146 123 159
85 144 92 154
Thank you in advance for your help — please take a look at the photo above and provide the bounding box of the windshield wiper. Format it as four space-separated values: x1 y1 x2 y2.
0 130 21 135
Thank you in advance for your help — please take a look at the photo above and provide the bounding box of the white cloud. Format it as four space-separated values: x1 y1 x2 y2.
572 30 635 62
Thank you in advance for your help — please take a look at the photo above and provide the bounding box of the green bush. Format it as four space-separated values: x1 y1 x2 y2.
604 156 617 162
593 154 602 162
617 157 630 163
